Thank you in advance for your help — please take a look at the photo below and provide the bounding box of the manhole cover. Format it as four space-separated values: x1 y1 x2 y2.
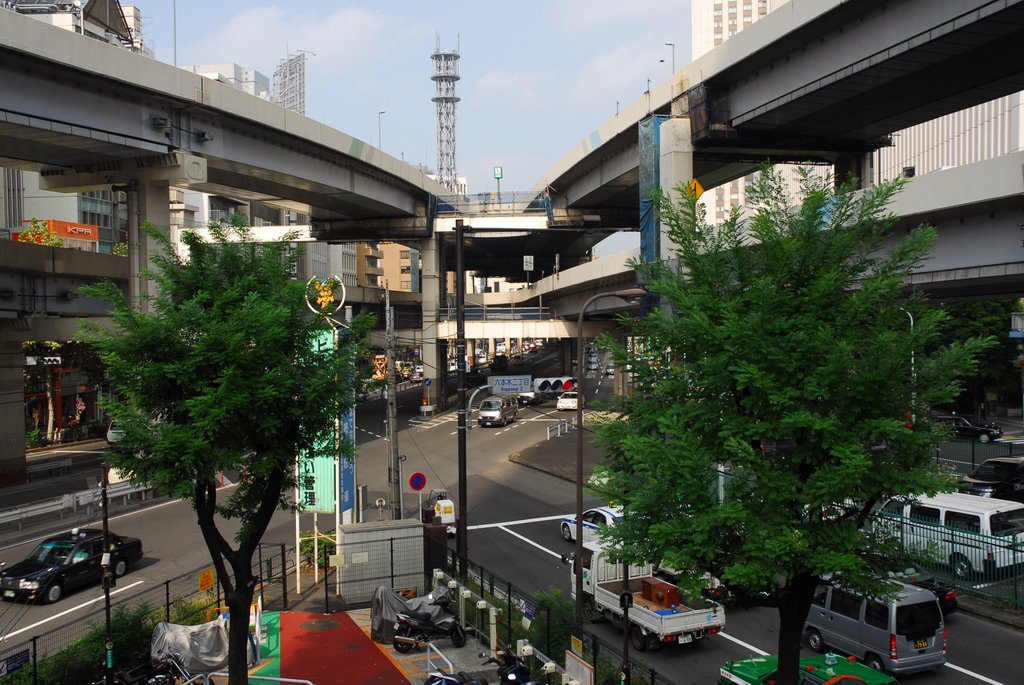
300 619 339 632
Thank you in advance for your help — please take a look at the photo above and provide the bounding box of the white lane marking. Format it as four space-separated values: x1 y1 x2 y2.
944 662 1006 685
717 631 769 656
496 525 562 558
468 514 565 530
0 580 145 641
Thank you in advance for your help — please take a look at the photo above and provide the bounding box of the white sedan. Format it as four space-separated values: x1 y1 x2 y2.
556 391 578 411
560 506 622 542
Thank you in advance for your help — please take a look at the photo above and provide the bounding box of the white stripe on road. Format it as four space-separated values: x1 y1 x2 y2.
496 525 562 559
0 580 145 641
717 631 769 656
468 514 565 530
944 662 1007 685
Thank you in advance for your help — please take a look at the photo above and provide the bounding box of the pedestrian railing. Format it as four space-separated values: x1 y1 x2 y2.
546 416 577 440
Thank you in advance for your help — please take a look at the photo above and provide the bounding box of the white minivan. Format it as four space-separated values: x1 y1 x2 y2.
877 491 1024 580
477 396 517 427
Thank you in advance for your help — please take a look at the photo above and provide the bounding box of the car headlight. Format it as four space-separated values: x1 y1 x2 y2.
19 580 39 590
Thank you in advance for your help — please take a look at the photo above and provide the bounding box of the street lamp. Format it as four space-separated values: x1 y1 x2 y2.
378 110 386 150
664 42 675 72
575 287 646 630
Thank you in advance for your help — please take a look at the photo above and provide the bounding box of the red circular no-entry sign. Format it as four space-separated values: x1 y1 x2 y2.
409 472 427 491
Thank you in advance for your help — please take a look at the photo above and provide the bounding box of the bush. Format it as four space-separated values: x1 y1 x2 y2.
299 528 335 569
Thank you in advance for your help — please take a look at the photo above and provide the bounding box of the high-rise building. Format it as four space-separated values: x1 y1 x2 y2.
272 52 311 116
181 63 270 99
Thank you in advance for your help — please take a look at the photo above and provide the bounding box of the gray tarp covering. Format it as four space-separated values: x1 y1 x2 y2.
370 586 450 643
150 616 230 672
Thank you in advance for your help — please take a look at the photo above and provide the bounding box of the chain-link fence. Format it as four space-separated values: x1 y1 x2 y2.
0 542 294 684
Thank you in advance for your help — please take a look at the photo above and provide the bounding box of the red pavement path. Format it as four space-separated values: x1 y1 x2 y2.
278 611 411 685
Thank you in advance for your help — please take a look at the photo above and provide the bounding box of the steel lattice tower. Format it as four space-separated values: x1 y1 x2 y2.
431 37 460 192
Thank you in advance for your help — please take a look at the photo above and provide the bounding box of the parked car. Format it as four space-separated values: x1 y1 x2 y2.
719 653 900 685
516 391 542 407
958 456 1024 503
934 414 1002 442
0 528 143 604
882 565 957 615
105 420 124 448
556 391 578 411
560 506 622 542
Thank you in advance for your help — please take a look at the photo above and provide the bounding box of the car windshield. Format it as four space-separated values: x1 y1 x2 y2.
481 399 501 410
990 509 1024 536
27 541 75 564
968 461 1016 480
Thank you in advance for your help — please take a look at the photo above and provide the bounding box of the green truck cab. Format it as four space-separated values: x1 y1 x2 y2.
719 654 899 685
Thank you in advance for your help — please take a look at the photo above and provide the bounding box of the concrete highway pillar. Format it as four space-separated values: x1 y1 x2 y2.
127 179 171 312
0 333 30 485
835 152 875 189
658 116 695 261
418 234 443 403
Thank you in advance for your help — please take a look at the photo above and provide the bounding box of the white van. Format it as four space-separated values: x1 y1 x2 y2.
877 492 1024 580
804 581 945 675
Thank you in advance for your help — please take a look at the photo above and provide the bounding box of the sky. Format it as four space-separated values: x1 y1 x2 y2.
128 1 693 255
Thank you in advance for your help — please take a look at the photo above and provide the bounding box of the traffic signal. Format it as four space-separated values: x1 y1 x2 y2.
533 377 576 393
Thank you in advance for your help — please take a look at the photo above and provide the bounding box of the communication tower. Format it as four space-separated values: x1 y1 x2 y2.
431 36 460 192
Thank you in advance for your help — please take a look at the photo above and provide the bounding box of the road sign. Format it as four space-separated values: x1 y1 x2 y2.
424 378 432 386
490 375 532 395
409 472 427 491
198 567 216 593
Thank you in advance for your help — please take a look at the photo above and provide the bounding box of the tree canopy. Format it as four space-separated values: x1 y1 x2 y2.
79 218 373 683
594 167 992 684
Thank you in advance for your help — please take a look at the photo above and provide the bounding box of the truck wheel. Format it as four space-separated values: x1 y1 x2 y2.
582 597 595 619
806 628 825 653
629 626 648 652
560 523 573 542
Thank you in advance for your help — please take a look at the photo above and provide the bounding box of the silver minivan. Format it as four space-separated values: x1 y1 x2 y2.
477 396 517 427
804 582 945 675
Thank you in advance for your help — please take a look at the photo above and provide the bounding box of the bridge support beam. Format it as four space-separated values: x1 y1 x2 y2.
418 235 444 406
125 180 171 312
658 116 695 261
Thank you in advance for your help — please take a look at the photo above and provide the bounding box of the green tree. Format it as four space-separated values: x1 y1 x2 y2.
17 217 63 247
594 167 991 685
79 217 374 684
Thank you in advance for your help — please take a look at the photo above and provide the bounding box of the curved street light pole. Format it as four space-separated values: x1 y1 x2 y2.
575 287 646 631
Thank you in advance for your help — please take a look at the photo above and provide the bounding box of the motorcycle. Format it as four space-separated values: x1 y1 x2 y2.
393 588 467 653
94 650 206 685
484 646 533 684
422 648 535 685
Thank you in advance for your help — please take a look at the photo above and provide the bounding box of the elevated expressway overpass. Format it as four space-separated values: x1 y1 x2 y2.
2 0 1024 481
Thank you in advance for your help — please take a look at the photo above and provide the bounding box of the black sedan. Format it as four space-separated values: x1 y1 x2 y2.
0 528 143 604
934 414 1003 442
885 566 958 615
959 456 1024 503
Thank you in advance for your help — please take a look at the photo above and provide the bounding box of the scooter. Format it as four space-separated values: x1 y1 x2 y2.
393 588 467 653
93 650 206 685
423 648 536 685
484 646 533 684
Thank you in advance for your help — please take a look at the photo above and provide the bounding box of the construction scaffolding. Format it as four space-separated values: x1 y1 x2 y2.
272 51 313 115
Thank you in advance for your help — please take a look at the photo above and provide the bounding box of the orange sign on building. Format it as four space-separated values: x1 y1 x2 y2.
45 219 99 242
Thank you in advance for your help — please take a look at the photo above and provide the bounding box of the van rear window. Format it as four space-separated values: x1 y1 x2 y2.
896 600 941 635
991 509 1024 536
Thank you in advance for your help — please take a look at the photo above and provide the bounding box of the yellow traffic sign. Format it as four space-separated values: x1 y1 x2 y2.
198 567 216 593
688 178 704 199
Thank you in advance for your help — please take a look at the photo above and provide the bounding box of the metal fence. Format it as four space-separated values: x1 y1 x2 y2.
0 542 294 684
934 437 1024 476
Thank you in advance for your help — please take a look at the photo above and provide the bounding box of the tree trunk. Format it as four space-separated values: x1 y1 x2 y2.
45 370 55 442
223 573 256 685
774 573 817 685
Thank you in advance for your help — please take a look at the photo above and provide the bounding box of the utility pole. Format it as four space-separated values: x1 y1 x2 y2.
385 290 401 519
101 463 114 685
455 219 468 575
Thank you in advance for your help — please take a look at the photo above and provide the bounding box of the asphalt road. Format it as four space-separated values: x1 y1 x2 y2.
2 348 1018 684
